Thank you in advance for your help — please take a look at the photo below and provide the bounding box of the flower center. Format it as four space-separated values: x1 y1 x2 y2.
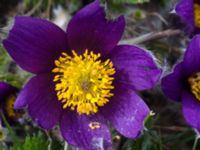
188 72 200 100
194 3 200 28
5 95 23 119
52 49 115 115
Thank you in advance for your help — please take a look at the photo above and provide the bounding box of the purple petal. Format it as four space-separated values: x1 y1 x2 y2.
175 0 194 34
182 91 200 131
101 82 150 138
183 35 200 75
67 0 125 55
161 62 184 102
15 74 63 129
0 82 17 98
110 45 161 91
3 16 69 74
60 111 112 149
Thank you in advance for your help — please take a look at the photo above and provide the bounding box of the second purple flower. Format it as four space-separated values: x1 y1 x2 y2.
162 35 200 133
176 0 200 35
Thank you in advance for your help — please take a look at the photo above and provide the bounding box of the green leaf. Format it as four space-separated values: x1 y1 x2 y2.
21 132 48 150
0 46 31 88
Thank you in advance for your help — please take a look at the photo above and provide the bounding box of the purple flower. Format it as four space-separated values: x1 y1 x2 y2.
175 0 200 35
3 0 161 149
161 35 200 132
0 82 22 121
0 82 17 99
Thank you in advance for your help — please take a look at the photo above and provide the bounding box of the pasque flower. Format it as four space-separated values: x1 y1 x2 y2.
3 0 161 149
175 0 200 35
162 35 200 132
0 82 22 121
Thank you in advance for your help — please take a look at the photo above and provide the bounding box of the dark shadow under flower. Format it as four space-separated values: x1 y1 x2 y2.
3 0 161 149
162 34 200 133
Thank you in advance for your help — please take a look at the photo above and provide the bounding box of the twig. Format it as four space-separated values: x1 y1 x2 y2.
152 125 187 132
149 12 168 26
46 0 52 19
120 29 182 45
25 0 43 16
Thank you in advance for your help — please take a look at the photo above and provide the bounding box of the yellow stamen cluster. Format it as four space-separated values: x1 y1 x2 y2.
52 49 115 115
194 4 200 28
5 95 22 119
188 72 200 100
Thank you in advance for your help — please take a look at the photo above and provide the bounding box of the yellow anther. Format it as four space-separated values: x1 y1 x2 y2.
5 95 23 119
89 122 101 129
194 4 200 28
52 49 115 115
188 72 200 101
113 135 121 141
86 93 92 99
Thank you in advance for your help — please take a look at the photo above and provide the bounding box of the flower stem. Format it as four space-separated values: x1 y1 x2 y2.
192 136 199 150
64 142 68 150
0 111 17 143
